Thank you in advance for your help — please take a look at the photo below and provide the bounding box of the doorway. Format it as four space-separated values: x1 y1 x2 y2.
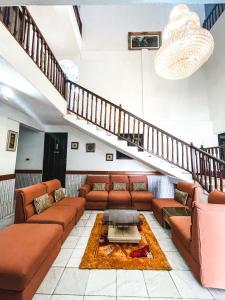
42 132 68 187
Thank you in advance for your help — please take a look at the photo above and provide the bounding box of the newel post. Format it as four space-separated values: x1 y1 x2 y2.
190 142 195 180
118 104 122 137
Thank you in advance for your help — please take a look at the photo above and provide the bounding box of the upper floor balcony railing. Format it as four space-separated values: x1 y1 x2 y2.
0 6 66 97
73 6 82 36
203 4 225 30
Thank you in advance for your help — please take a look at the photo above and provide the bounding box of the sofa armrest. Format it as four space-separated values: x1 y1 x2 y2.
79 184 91 197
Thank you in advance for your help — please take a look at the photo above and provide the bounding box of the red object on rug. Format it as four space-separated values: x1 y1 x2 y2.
130 245 151 258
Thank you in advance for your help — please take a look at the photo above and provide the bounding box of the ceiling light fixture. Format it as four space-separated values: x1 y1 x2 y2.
154 4 214 80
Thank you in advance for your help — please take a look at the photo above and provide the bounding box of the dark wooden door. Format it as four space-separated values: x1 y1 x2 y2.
42 133 68 187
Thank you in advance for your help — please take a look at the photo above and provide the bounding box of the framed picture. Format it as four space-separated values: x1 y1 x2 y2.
86 143 95 152
106 153 113 161
71 142 79 150
128 32 161 50
6 130 18 152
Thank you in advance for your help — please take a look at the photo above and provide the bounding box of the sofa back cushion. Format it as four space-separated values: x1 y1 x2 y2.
34 193 52 214
92 183 106 191
129 176 148 191
177 181 200 210
86 176 110 191
208 189 225 204
111 175 129 190
43 179 61 202
15 183 47 222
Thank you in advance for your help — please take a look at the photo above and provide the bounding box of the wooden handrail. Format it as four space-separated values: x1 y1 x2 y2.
66 80 225 193
73 6 82 36
0 6 67 97
202 144 225 162
203 4 225 30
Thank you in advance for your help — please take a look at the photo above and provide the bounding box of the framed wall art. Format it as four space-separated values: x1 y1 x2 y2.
6 130 18 152
128 32 161 50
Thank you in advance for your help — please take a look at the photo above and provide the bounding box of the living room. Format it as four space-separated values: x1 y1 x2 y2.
0 1 225 300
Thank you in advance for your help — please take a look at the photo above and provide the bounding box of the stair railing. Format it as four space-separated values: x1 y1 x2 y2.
66 80 225 193
201 144 225 161
0 6 66 97
203 4 225 30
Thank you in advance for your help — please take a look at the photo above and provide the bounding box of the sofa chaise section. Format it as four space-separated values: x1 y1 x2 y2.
0 223 62 300
170 190 225 289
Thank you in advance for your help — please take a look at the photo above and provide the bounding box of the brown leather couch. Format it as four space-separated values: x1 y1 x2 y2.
170 190 225 288
0 223 62 300
79 175 153 210
152 181 200 226
15 179 86 241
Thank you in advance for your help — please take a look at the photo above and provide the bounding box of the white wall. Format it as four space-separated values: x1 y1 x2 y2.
16 126 45 170
0 102 44 175
45 125 153 171
204 12 225 135
68 4 217 147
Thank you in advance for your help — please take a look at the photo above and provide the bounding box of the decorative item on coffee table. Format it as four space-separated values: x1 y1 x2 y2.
104 209 141 244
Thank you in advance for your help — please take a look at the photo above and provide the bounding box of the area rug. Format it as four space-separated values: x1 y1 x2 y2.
79 213 171 270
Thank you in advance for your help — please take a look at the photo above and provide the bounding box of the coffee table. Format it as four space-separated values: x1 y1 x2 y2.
162 207 190 228
104 209 141 244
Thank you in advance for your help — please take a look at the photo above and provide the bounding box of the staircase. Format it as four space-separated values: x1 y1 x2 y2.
1 6 225 193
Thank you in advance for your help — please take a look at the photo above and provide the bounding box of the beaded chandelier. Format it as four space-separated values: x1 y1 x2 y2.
155 4 214 80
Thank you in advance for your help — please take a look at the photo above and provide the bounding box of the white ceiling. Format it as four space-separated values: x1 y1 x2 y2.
0 57 67 126
0 0 224 4
28 6 82 60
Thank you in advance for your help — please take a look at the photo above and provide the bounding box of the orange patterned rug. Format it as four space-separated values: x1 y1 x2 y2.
79 213 171 270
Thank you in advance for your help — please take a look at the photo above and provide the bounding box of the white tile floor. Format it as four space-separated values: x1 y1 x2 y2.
1 211 225 300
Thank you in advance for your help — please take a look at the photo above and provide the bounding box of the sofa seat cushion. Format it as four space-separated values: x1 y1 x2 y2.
27 205 76 229
86 191 108 202
170 216 191 250
131 191 154 203
55 197 86 210
0 223 62 291
152 198 185 212
108 191 131 203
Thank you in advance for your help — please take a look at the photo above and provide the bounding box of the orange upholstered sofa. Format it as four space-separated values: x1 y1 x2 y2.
152 181 200 226
15 179 86 241
170 189 225 289
79 175 154 210
0 223 62 300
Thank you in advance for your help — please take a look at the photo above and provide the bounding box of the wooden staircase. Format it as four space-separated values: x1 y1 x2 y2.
1 6 225 193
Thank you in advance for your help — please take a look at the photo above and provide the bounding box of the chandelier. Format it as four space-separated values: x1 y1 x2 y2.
155 4 214 80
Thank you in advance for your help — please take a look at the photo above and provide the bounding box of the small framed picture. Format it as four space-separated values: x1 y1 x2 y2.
71 142 79 150
128 32 161 50
106 153 113 161
6 130 18 152
86 143 95 152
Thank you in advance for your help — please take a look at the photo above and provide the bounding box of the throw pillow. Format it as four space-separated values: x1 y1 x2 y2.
92 183 106 191
55 187 65 202
34 193 52 214
174 189 188 205
113 182 126 191
133 182 147 191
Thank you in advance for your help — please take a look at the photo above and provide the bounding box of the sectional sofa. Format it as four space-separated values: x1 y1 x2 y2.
79 175 154 210
170 189 225 289
0 179 86 300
